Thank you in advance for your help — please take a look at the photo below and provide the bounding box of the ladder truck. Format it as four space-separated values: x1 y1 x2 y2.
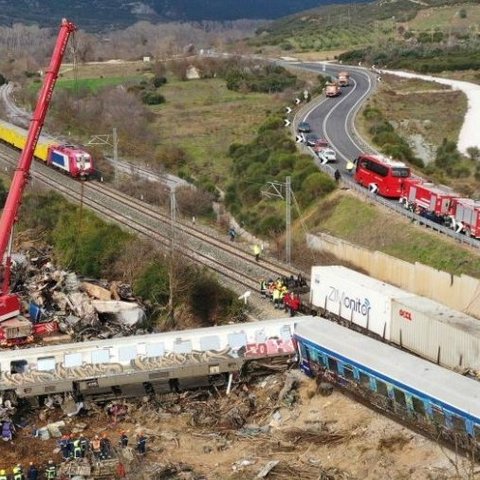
0 19 77 346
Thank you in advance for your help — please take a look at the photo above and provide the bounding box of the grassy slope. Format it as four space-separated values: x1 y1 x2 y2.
256 0 480 53
307 191 480 278
151 78 284 185
359 74 467 148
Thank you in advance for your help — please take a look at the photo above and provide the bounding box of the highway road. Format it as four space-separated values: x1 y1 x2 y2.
292 62 377 168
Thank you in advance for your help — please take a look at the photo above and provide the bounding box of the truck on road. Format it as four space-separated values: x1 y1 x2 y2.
325 82 341 97
337 71 350 87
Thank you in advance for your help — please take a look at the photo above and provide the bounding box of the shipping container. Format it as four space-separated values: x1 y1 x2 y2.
391 296 480 370
310 266 414 339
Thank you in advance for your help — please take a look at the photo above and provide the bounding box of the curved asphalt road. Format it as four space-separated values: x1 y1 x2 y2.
291 62 377 171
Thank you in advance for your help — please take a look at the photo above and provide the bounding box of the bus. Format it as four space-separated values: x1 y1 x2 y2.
353 154 410 198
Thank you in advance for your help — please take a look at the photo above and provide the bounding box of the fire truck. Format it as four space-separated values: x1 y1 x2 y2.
0 19 77 346
449 198 480 237
353 154 411 198
401 179 457 222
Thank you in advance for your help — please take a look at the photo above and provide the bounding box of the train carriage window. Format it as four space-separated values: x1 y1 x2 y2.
279 325 292 341
173 339 192 354
254 329 267 343
393 388 407 408
451 415 466 434
64 353 82 368
375 379 389 397
432 406 445 428
343 365 355 381
328 357 338 373
37 357 56 372
412 396 426 416
91 349 110 364
199 336 221 352
358 371 370 388
119 346 137 362
10 360 28 374
146 343 165 357
227 332 247 350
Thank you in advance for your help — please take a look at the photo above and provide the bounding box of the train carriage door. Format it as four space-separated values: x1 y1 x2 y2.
296 339 312 376
429 194 436 212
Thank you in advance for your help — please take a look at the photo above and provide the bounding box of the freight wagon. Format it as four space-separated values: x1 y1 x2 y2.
0 118 94 178
309 266 480 373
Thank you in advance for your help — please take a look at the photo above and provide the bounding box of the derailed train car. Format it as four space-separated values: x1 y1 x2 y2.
309 266 480 373
295 317 480 451
0 318 301 403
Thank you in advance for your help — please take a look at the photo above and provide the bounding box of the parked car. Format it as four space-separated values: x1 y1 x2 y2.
316 148 337 164
297 121 311 133
304 133 320 146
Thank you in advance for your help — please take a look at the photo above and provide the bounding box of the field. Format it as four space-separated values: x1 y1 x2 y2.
406 3 480 30
307 191 480 278
150 78 285 185
357 74 467 164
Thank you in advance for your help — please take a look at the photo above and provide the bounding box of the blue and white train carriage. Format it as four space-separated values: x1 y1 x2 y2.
294 317 480 448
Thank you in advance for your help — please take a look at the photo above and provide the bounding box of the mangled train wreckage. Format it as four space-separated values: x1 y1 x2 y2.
0 318 300 403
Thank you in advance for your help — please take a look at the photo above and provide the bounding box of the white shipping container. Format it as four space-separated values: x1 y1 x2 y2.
310 266 414 339
391 296 480 370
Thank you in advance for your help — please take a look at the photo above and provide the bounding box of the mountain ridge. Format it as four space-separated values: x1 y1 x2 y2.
0 0 370 31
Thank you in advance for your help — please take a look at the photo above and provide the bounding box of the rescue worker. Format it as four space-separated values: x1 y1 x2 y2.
59 434 70 460
228 227 236 242
272 285 281 309
119 431 128 448
267 280 275 301
334 169 341 182
259 279 267 298
73 437 82 459
280 285 288 308
91 434 101 459
2 420 13 441
0 469 7 480
13 464 24 480
26 463 38 480
253 244 261 262
66 434 74 459
100 432 112 459
136 432 146 455
79 433 89 458
44 460 56 480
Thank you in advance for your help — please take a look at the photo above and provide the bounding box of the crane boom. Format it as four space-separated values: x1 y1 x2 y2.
0 19 77 321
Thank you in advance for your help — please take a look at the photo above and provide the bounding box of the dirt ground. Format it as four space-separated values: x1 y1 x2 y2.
0 371 473 479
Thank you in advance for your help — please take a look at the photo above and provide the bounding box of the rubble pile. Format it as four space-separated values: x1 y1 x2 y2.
12 248 145 341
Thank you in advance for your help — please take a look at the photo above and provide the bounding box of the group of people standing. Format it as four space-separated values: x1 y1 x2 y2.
0 460 55 480
260 276 305 316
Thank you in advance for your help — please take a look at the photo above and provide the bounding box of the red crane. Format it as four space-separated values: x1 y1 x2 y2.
0 19 77 323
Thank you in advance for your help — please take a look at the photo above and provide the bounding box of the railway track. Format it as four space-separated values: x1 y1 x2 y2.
0 144 306 300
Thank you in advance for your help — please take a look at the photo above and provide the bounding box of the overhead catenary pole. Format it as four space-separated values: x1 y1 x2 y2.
112 127 118 163
286 176 292 265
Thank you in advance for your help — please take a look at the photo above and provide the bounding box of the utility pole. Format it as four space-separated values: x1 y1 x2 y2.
170 187 176 253
112 127 118 163
261 176 292 264
285 176 292 265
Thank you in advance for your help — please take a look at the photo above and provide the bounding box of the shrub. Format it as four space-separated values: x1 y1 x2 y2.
142 92 166 105
153 76 167 88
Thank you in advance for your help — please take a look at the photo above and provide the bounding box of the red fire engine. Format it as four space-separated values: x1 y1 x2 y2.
449 198 480 238
353 154 411 198
0 19 77 345
401 179 457 217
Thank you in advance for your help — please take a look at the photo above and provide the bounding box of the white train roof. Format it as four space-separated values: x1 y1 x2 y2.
0 317 305 363
295 317 480 420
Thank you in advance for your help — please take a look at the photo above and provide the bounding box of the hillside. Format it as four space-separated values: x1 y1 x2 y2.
253 0 480 53
0 0 369 31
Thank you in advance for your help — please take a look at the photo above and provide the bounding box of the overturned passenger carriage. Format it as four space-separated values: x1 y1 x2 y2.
0 319 300 403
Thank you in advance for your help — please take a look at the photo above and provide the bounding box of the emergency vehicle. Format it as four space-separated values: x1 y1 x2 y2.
353 154 410 198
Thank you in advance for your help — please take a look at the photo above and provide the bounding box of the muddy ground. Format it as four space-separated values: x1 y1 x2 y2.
0 371 473 479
